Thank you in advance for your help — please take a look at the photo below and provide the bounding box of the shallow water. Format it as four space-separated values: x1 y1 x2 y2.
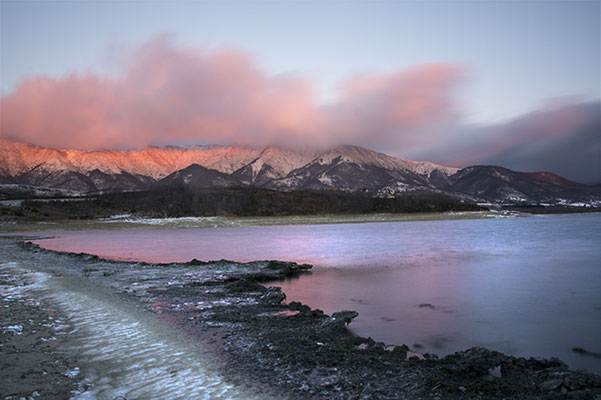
32 213 601 373
3 261 262 400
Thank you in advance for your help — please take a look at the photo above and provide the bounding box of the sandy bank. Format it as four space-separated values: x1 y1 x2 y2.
0 210 520 233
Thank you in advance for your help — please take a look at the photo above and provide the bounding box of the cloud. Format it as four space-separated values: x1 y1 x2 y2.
408 101 601 184
325 64 462 149
0 35 459 151
1 35 598 183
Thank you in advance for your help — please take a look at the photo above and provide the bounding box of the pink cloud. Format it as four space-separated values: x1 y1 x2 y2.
0 35 459 151
326 63 461 149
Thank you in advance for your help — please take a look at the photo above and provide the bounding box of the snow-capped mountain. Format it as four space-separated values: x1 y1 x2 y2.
445 166 601 205
1 138 599 206
267 145 457 190
0 139 456 191
0 138 259 180
230 146 319 186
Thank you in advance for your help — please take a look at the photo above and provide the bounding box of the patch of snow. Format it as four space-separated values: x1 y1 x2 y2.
3 324 23 335
317 174 334 186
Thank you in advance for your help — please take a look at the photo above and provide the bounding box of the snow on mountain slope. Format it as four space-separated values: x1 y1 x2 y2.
0 139 455 183
0 139 467 193
2 139 600 205
0 139 260 179
268 145 458 190
313 145 458 176
231 146 319 185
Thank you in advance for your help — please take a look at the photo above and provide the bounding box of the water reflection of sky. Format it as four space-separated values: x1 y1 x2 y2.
33 214 601 373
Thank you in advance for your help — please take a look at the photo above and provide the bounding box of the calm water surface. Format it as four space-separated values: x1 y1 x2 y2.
33 214 601 373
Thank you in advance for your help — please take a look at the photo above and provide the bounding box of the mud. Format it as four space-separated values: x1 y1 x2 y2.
2 237 601 399
0 263 81 399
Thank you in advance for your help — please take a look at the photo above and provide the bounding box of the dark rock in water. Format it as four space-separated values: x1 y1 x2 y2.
259 286 286 304
264 260 312 276
573 347 601 359
322 310 358 329
288 301 311 312
296 308 326 319
226 278 266 293
418 303 436 309
266 260 290 270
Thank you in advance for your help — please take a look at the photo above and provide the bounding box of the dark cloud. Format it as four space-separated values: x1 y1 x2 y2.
407 101 601 184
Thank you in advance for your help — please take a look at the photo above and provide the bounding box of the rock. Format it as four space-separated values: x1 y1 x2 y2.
489 365 502 378
264 261 312 276
288 301 310 312
331 311 358 325
321 310 358 330
572 347 601 359
540 378 564 391
266 260 289 270
227 279 266 293
259 287 286 304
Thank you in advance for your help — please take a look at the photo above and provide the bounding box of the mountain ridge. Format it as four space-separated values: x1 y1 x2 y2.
0 138 456 185
1 139 599 206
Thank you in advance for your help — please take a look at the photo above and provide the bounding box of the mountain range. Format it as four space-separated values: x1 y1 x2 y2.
1 138 599 206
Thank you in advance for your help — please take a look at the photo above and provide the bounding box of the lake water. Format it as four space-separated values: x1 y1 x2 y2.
31 213 601 373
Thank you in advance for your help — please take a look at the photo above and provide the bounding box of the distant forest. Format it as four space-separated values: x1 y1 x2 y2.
20 186 486 219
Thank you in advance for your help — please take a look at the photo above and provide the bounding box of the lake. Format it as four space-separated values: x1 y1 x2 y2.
31 213 601 373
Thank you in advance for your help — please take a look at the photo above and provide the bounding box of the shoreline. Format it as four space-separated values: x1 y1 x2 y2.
1 237 600 399
1 210 526 233
3 210 600 235
0 262 82 400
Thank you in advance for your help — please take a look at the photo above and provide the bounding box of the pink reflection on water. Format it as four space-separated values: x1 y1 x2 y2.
30 216 601 374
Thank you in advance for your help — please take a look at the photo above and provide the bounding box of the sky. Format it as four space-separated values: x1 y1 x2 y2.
1 1 600 183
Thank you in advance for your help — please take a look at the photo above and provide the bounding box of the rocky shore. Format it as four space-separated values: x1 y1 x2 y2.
1 237 600 399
